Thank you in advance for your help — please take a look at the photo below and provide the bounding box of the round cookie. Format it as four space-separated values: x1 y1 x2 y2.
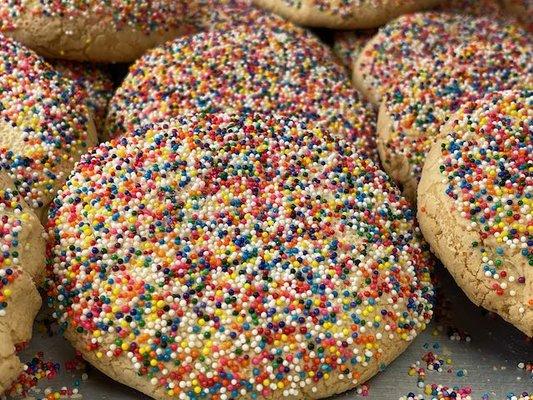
48 113 434 400
106 21 377 159
0 173 43 394
338 1 503 77
353 10 523 106
377 17 531 203
251 0 440 29
0 34 98 221
353 12 466 105
0 0 201 63
50 60 114 140
418 90 532 337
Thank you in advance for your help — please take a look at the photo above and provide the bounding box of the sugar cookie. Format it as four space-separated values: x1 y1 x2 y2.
0 173 43 394
0 34 97 221
48 113 434 400
0 0 199 62
418 90 532 336
252 0 439 29
107 21 377 159
354 12 482 105
50 60 114 139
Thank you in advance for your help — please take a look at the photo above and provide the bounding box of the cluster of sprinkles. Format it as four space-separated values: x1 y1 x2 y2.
47 113 433 399
0 0 197 34
0 179 36 316
399 337 532 400
332 30 375 70
503 394 532 400
399 384 473 400
400 341 482 400
437 90 532 318
106 21 377 159
50 60 114 138
0 34 96 215
7 351 87 399
378 15 531 200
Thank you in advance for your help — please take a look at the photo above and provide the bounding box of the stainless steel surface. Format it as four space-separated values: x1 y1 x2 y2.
10 267 533 399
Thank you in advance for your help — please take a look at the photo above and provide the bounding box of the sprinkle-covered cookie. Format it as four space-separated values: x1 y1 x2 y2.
251 0 439 29
353 12 510 105
0 172 43 394
48 113 434 400
377 17 531 202
0 0 202 62
0 34 97 221
50 60 114 140
107 22 377 159
418 90 532 336
0 173 45 283
333 1 505 76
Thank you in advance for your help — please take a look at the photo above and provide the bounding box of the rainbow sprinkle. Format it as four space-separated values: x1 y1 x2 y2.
50 60 114 138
